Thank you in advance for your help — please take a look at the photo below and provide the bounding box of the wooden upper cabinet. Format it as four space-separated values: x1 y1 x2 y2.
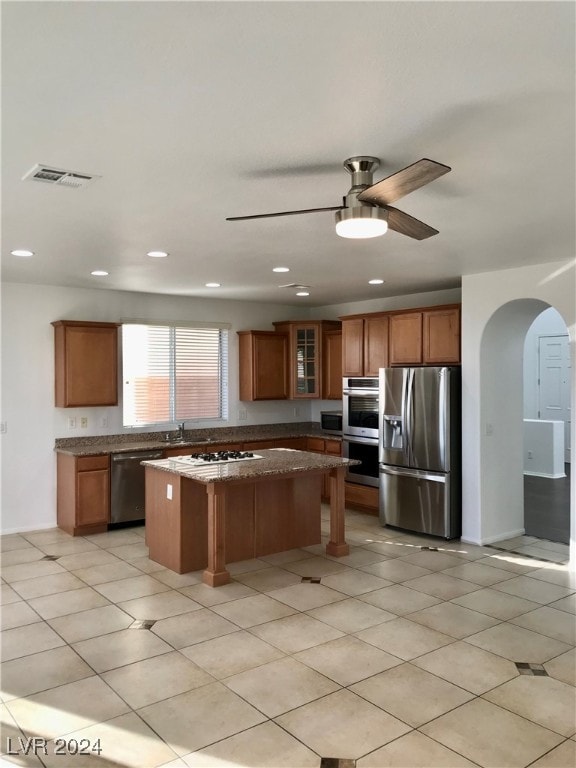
342 319 364 376
389 312 423 365
423 306 461 364
238 331 288 401
52 321 119 407
342 316 389 375
273 320 341 399
342 304 461 371
364 316 389 375
322 329 343 399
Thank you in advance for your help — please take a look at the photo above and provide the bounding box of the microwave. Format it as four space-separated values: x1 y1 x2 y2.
320 410 343 435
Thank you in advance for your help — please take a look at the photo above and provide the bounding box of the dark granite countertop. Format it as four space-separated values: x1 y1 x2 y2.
54 422 342 456
142 448 356 484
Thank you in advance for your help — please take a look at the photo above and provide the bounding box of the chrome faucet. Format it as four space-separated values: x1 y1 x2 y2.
177 422 186 440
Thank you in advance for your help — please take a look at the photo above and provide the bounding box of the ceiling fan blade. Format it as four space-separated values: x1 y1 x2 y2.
357 158 451 206
386 206 439 240
226 205 343 221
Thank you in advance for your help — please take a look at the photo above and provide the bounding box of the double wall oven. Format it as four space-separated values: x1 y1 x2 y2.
342 376 379 488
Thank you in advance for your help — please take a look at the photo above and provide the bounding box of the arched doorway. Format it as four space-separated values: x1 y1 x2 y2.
523 307 571 548
475 298 573 565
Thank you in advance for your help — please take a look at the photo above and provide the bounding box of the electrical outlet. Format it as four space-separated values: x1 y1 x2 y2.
238 409 247 421
68 417 77 429
80 417 88 428
0 421 7 434
485 423 493 436
100 416 108 428
293 407 300 417
527 450 533 459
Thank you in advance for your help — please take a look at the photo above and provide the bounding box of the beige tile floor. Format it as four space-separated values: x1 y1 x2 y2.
1 510 574 768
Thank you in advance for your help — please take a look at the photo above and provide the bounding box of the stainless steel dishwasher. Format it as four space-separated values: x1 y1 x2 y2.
110 450 163 524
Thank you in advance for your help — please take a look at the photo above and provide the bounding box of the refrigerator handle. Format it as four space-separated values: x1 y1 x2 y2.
400 368 408 458
380 465 447 483
405 368 415 465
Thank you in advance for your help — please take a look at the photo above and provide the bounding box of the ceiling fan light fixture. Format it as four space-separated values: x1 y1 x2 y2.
335 207 388 239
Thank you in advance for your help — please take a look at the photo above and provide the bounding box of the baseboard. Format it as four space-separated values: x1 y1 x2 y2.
524 471 566 479
0 522 58 536
461 527 525 546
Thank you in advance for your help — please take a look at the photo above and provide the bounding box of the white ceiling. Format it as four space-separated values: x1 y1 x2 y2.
2 1 574 307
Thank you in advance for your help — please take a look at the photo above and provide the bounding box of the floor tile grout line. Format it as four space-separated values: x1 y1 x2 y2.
475 690 576 740
410 700 568 766
345 678 481 745
524 737 575 768
360 726 486 768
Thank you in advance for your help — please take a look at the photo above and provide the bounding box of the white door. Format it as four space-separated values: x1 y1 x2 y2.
538 334 571 462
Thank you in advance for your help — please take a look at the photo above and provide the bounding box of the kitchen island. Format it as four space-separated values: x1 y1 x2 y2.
143 449 357 586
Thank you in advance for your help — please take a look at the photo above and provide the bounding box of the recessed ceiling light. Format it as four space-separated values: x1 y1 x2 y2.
369 279 384 285
147 251 168 258
205 282 221 288
91 270 109 276
273 267 290 273
296 291 310 297
11 249 34 257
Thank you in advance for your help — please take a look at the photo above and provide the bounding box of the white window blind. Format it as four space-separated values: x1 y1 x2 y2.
122 324 228 427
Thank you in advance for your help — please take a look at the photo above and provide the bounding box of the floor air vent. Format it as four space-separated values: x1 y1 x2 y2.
22 164 99 189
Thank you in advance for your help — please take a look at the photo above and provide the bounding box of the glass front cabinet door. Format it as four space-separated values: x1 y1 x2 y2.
295 325 319 396
273 320 341 399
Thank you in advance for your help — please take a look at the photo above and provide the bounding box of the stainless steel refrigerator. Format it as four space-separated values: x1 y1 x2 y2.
379 366 461 539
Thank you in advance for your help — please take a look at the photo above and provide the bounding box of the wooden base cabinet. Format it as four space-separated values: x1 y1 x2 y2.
57 453 110 535
344 482 379 514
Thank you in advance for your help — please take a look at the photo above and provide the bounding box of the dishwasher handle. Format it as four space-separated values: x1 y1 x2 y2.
111 451 163 463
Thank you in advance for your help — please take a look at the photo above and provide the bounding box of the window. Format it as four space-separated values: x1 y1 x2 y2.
122 322 229 427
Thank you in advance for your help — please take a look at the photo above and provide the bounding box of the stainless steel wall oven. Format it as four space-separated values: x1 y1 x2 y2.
342 377 379 440
342 376 379 486
342 435 379 488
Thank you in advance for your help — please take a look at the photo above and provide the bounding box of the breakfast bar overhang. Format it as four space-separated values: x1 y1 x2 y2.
143 449 358 586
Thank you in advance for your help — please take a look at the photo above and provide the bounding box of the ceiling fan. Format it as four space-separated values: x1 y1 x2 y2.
226 156 451 240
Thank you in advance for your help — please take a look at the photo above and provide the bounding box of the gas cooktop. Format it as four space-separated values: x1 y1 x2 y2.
171 450 263 466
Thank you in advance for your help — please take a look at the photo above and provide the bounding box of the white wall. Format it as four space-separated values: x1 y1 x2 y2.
524 306 568 418
0 282 309 533
461 260 575 565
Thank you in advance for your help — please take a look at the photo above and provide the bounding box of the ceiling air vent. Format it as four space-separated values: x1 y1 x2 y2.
22 164 100 189
278 283 311 290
